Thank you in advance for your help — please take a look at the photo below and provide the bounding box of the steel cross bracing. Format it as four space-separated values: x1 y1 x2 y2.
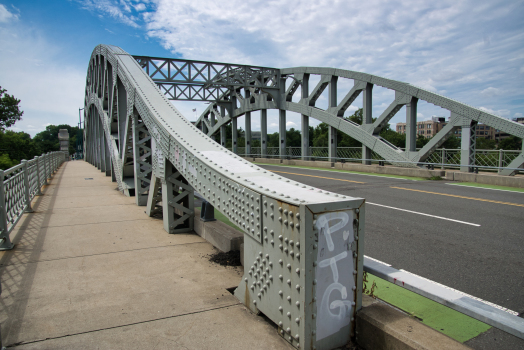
84 44 365 350
133 55 281 102
184 68 524 175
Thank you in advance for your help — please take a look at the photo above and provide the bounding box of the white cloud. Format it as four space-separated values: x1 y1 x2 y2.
514 113 523 118
479 107 510 117
76 0 141 28
480 87 502 98
520 67 524 74
0 25 86 136
0 4 18 23
286 121 297 128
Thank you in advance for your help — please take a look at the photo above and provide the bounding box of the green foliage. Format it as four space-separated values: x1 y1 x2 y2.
0 124 79 170
0 86 23 130
475 137 496 150
498 136 522 150
0 153 17 170
441 135 460 149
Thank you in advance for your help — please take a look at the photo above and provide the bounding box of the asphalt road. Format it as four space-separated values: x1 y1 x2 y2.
259 164 524 316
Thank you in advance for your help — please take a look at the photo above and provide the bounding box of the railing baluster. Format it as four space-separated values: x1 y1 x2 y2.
0 170 14 250
21 160 34 213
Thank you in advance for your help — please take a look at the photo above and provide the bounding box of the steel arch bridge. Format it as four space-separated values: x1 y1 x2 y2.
134 55 524 176
83 45 523 350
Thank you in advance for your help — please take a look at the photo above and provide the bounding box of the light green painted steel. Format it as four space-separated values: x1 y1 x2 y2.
0 152 65 250
192 66 524 175
83 45 365 350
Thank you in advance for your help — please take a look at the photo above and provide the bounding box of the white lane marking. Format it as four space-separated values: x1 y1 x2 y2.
364 255 519 316
446 183 524 194
260 164 412 180
367 202 481 227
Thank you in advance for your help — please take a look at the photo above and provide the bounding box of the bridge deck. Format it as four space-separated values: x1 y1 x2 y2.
0 161 292 349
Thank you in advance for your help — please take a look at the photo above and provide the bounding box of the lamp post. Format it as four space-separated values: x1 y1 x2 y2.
77 108 84 160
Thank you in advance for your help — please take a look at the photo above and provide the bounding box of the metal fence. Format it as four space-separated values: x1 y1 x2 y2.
0 152 66 250
236 146 521 172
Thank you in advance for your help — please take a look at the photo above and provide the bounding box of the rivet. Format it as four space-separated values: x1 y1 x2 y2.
287 313 291 318
313 279 317 285
295 268 300 274
279 306 283 312
283 209 288 215
279 321 283 327
296 284 300 290
279 235 283 241
278 207 282 212
279 275 283 280
287 264 291 269
296 301 300 307
287 279 291 285
253 300 257 305
312 313 316 319
279 290 283 296
353 270 358 275
287 296 291 301
279 259 283 265
295 318 300 324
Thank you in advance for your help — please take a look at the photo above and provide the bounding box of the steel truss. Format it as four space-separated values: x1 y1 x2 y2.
84 45 365 350
173 68 524 175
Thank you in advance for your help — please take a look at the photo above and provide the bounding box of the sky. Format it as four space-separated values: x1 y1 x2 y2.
0 0 523 137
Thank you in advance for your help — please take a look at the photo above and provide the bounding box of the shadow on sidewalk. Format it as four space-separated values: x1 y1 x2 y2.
0 163 67 345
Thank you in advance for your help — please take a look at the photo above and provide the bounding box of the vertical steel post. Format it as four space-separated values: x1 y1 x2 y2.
498 149 503 174
441 148 446 170
328 76 338 162
279 109 286 159
362 83 373 165
35 156 42 195
0 170 14 250
245 111 252 157
405 97 418 155
43 153 48 184
21 160 33 213
301 74 310 161
232 117 238 154
261 109 268 158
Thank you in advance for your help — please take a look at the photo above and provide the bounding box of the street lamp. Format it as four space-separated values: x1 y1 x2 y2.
77 108 84 160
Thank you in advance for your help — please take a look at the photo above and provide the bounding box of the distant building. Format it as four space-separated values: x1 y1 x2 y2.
396 117 497 140
396 117 446 138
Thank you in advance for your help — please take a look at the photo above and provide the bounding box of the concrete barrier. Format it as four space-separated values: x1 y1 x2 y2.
249 158 444 179
449 171 524 188
193 208 243 252
357 296 469 350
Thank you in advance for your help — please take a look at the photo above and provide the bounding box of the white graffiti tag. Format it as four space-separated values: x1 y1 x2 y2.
315 211 355 341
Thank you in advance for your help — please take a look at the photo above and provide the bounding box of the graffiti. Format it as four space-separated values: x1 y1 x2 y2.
315 211 355 341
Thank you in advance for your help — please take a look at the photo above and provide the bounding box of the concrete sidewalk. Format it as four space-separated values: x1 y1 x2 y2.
0 161 293 349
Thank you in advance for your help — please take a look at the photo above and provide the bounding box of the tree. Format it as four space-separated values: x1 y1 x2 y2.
498 136 522 150
0 86 23 130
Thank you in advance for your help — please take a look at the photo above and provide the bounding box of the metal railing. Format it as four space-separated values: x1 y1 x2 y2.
0 152 66 250
235 146 522 173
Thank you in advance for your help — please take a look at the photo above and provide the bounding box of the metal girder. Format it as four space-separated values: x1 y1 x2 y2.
84 45 365 350
133 55 281 102
132 112 152 206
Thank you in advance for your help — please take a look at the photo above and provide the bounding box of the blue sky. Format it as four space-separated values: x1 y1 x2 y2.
0 0 523 137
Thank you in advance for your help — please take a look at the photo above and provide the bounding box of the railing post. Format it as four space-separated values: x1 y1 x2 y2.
35 156 42 195
43 153 49 184
441 148 446 170
0 170 14 250
498 149 503 174
21 160 34 213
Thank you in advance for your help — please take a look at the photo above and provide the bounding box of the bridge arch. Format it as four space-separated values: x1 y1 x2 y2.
186 67 524 175
83 44 367 350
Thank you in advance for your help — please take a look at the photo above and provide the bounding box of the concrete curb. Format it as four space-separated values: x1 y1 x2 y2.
193 208 243 252
357 295 471 350
245 157 524 186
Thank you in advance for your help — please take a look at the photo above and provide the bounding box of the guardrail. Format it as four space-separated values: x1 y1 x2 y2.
364 256 524 340
231 147 523 174
0 152 66 250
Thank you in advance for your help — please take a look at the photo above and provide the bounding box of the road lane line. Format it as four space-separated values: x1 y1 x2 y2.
446 183 524 194
367 202 481 226
390 186 524 208
271 170 366 184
